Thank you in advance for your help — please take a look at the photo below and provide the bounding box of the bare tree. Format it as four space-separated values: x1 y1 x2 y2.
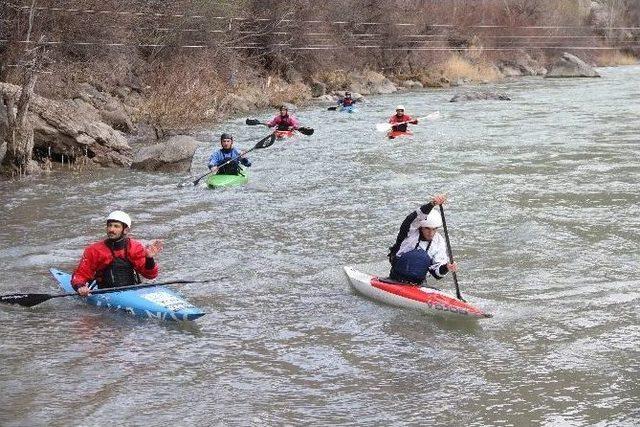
1 1 46 177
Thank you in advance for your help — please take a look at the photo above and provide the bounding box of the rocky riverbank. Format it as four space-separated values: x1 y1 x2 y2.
0 49 634 177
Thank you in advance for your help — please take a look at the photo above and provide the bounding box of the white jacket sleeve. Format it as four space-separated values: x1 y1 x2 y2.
427 234 450 279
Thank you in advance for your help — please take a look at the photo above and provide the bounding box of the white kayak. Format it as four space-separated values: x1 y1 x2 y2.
344 266 491 319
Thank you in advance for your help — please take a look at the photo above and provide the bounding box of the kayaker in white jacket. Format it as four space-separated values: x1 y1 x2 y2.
387 194 457 285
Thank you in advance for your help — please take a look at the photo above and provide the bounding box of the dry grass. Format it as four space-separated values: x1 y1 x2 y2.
140 61 227 129
437 54 502 84
595 50 639 66
314 70 351 91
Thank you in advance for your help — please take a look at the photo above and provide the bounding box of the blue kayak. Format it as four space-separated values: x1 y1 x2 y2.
50 269 205 321
339 105 357 113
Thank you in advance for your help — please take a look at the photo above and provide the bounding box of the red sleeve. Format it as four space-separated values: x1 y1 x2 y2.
266 116 279 127
129 240 159 280
389 115 397 124
71 244 101 289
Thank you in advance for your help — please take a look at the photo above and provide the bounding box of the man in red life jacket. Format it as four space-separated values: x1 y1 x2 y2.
266 105 300 131
389 105 418 132
338 92 356 108
71 211 164 296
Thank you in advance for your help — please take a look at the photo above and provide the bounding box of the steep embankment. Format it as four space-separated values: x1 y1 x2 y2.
1 0 638 175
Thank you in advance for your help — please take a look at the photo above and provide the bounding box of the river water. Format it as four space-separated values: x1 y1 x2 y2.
1 66 638 426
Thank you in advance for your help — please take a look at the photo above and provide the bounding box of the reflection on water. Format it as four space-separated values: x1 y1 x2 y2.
1 66 639 426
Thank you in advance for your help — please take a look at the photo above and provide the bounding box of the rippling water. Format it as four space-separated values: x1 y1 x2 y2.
1 66 639 426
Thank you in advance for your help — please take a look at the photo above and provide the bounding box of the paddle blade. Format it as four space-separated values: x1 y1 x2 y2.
0 293 54 307
376 123 392 132
298 127 314 136
327 106 338 111
245 118 261 126
424 111 441 121
192 171 211 186
256 132 276 149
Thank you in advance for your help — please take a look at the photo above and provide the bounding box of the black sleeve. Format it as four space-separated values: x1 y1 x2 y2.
145 257 155 269
388 203 436 258
437 264 449 277
388 210 418 258
419 202 436 215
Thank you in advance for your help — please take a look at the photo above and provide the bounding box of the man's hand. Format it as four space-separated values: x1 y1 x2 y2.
447 262 458 273
431 194 448 205
145 240 164 258
76 285 91 297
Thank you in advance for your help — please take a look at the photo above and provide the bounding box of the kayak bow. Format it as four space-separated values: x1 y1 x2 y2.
387 130 413 140
206 168 249 189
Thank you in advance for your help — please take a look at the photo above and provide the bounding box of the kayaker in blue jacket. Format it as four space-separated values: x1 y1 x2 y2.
208 133 251 175
387 194 457 285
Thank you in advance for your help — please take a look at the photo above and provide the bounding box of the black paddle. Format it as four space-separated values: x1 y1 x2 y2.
0 278 220 308
440 205 465 302
245 118 314 136
181 132 276 188
327 106 338 111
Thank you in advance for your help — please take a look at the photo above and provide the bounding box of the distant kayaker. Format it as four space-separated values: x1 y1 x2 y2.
71 211 164 296
389 105 418 133
387 194 457 285
338 92 356 108
208 133 251 175
266 105 300 131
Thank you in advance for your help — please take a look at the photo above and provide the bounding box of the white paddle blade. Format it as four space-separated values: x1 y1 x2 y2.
376 123 392 132
424 111 441 121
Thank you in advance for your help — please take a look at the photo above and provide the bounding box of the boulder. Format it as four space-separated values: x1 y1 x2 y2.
498 51 547 77
545 52 601 78
401 80 424 89
131 135 200 173
74 83 137 133
450 91 511 102
0 82 131 167
0 101 7 164
100 109 136 133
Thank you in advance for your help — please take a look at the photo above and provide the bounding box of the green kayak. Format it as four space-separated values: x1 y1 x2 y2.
206 168 249 189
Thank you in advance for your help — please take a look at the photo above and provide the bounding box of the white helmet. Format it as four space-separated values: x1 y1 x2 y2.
396 105 405 111
106 210 131 228
419 210 442 229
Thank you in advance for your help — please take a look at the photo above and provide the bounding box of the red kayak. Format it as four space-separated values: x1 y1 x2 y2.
275 130 295 139
344 266 491 319
387 130 413 139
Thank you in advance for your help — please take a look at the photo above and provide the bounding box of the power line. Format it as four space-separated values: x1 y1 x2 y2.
8 4 640 31
2 38 638 52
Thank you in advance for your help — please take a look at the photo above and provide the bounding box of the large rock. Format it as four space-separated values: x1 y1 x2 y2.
73 83 137 133
401 80 424 89
498 51 547 77
348 71 397 95
545 52 601 78
0 100 7 164
0 82 131 167
450 91 511 102
131 135 200 173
